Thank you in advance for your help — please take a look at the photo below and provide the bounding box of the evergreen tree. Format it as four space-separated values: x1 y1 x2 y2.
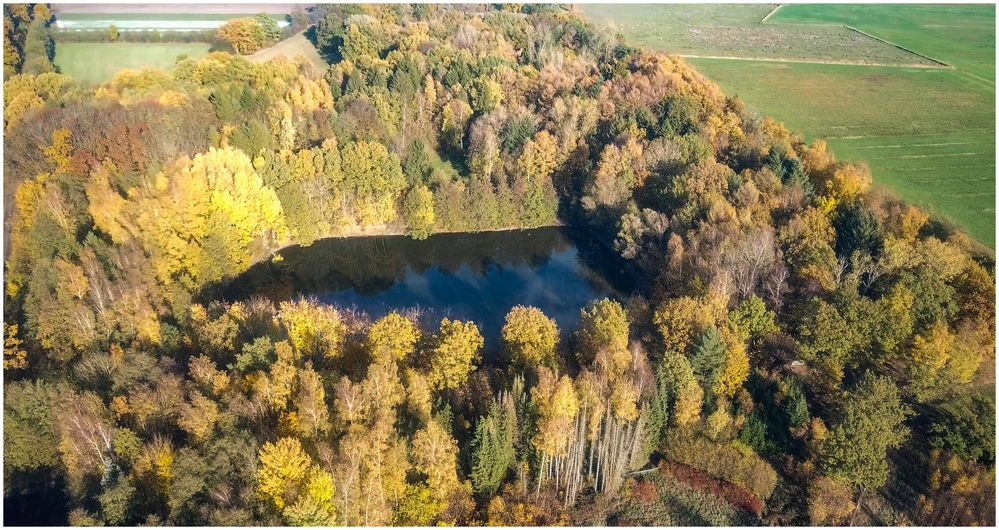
470 395 517 496
690 326 725 391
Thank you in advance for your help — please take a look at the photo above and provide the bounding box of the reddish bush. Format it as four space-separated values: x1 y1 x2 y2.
631 479 659 504
659 461 764 515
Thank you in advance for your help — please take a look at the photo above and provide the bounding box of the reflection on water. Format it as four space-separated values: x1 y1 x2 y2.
222 227 637 349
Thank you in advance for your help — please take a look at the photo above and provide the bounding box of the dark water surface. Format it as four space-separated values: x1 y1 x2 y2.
222 226 637 350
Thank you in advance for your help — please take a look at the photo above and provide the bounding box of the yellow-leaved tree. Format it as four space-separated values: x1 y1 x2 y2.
366 311 420 362
257 436 312 510
501 305 559 370
278 300 346 360
428 318 484 391
131 146 289 290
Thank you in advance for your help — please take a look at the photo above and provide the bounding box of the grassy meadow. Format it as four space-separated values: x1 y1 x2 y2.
52 11 289 84
247 31 329 70
584 4 996 246
54 42 212 85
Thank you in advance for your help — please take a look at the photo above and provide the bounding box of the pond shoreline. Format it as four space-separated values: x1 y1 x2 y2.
267 221 566 257
218 224 639 352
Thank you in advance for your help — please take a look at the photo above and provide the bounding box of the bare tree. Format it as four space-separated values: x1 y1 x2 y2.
765 258 790 310
722 226 777 298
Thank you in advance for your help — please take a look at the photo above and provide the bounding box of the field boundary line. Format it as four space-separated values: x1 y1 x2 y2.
960 70 996 87
679 53 948 69
844 25 952 68
759 4 782 24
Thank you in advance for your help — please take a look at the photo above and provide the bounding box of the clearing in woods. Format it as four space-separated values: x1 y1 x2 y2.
585 4 996 247
53 42 212 85
247 31 329 70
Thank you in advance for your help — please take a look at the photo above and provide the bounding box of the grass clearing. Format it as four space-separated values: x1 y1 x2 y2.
585 4 995 246
54 42 212 85
248 31 328 70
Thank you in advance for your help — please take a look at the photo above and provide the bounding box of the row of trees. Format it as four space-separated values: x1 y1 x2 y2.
216 14 283 55
3 3 54 77
3 3 994 526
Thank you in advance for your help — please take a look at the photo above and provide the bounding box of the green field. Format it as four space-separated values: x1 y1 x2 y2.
585 4 996 246
54 42 212 85
585 4 937 66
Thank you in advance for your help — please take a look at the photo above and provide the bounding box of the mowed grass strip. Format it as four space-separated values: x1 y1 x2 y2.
689 57 995 244
54 42 212 85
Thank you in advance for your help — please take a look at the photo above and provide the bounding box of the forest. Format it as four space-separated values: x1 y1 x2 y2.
2 3 996 526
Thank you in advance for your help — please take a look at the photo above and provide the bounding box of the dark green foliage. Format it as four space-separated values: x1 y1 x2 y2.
390 55 423 100
168 447 210 522
690 327 725 390
313 7 364 62
470 397 517 496
767 146 813 197
782 380 809 429
233 336 274 373
928 394 996 464
738 413 777 457
646 350 700 453
22 17 54 74
501 116 536 153
99 475 136 525
833 201 884 259
402 140 434 185
821 375 910 490
655 95 701 137
255 14 282 44
897 266 958 333
646 380 670 457
3 380 60 473
210 85 243 122
729 294 777 346
230 118 271 156
443 59 473 90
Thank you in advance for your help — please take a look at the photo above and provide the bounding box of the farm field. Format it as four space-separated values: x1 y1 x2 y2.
584 4 996 247
53 42 212 84
584 4 937 66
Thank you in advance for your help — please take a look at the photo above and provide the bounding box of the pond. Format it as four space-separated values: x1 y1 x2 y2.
221 226 638 351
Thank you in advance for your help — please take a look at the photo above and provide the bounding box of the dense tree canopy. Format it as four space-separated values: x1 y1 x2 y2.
2 3 994 527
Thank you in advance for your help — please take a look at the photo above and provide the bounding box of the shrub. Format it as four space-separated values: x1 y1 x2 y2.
807 476 855 525
665 430 779 501
630 479 659 504
659 461 764 515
